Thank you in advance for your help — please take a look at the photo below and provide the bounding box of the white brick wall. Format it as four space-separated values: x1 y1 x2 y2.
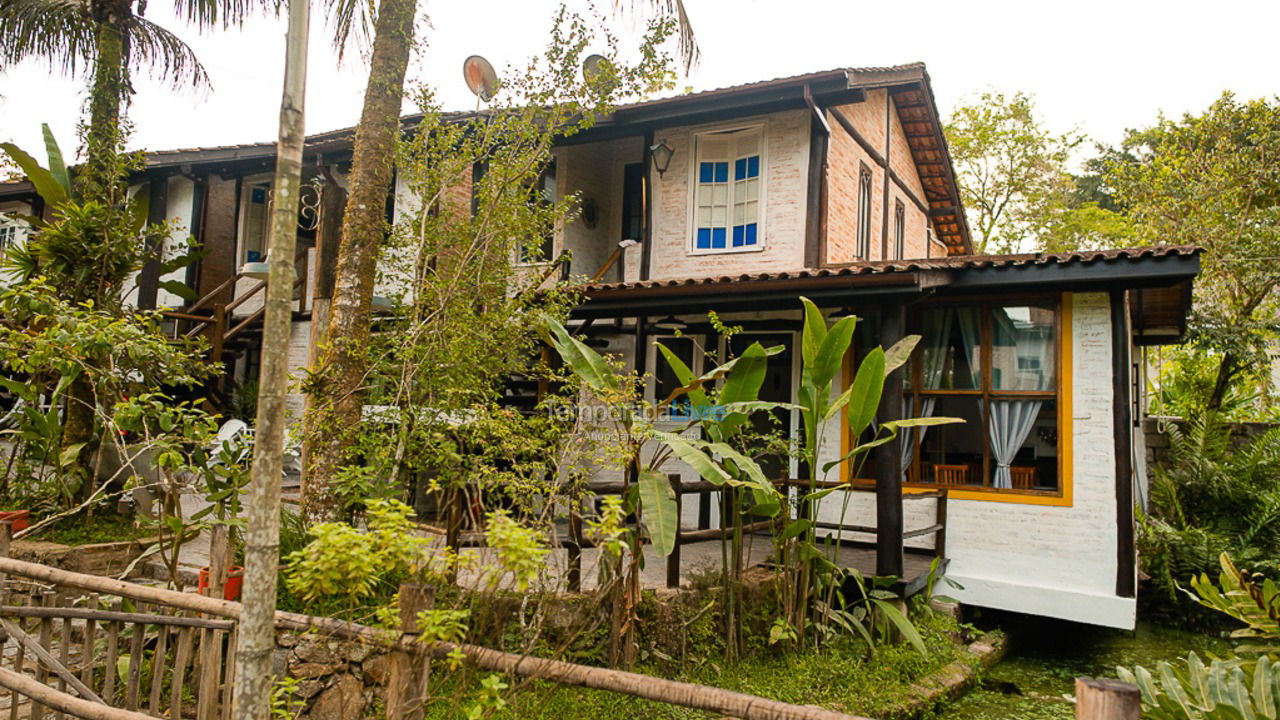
642 110 810 281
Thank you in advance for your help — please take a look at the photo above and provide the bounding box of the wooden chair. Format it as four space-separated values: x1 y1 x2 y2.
1010 466 1037 490
933 464 970 486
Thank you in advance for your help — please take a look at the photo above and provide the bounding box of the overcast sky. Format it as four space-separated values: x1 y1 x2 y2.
2 0 1277 162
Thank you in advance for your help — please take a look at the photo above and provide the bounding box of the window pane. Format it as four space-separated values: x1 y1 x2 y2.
917 396 984 486
988 399 1057 491
919 307 981 391
991 304 1055 391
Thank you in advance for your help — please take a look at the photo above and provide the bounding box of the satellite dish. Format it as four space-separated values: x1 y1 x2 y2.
583 54 608 83
463 55 498 102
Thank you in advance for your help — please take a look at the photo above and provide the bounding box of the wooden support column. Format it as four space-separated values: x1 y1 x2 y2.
666 474 682 589
804 87 830 269
1111 290 1136 598
876 302 906 579
879 92 892 260
387 584 433 720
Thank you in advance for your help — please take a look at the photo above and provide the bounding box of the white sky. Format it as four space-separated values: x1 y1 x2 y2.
1 0 1278 162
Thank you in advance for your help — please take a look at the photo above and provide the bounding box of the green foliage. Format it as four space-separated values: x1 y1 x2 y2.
1139 413 1280 623
944 90 1132 254
482 509 550 592
1120 554 1280 719
1108 93 1280 399
1151 345 1278 422
283 498 432 605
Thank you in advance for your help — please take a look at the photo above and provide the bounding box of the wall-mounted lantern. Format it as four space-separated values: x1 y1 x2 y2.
649 138 674 177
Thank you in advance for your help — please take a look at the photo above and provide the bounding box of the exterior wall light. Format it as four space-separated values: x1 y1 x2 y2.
650 138 674 177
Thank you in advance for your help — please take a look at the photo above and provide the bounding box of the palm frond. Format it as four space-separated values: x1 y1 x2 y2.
322 0 376 61
0 0 97 77
616 0 700 72
169 0 269 31
125 15 210 89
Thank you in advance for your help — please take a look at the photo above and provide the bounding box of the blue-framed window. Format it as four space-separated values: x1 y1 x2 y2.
694 127 762 252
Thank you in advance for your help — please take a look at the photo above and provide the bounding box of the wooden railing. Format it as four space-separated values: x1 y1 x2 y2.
0 535 871 720
438 477 948 593
159 248 309 357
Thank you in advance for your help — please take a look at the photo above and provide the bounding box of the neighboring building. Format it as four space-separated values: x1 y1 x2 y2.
0 63 1200 630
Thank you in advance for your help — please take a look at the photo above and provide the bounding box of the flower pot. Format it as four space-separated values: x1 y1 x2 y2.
0 510 30 533
198 565 244 601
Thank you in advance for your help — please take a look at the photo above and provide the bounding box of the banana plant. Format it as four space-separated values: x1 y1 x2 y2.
1118 653 1280 719
540 314 782 556
1 125 201 303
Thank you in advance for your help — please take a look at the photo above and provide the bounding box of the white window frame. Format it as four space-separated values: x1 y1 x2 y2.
686 123 768 255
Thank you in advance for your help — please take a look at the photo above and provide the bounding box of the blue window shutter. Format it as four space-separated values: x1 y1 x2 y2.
734 158 746 180
699 162 713 184
732 225 744 247
745 223 758 245
696 228 711 249
747 156 759 178
712 227 726 248
714 162 728 183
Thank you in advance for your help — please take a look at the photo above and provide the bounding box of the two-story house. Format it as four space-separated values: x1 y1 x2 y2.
0 63 1201 630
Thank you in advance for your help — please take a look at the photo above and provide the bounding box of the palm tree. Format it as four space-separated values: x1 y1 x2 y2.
1 0 261 490
300 0 700 522
0 0 257 186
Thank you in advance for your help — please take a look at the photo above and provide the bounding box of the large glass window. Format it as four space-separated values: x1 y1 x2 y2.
693 127 762 252
904 300 1061 494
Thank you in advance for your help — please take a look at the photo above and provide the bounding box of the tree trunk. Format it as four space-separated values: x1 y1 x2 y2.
1206 351 1236 412
82 15 126 196
64 16 128 496
300 0 417 523
230 0 309 718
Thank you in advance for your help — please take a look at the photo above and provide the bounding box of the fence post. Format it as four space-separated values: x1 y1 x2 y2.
1076 677 1140 720
0 520 11 604
934 490 948 559
386 583 432 720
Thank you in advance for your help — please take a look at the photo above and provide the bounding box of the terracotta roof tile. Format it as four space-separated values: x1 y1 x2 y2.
581 245 1203 293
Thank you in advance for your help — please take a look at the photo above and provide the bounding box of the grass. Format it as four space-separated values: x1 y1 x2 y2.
421 604 977 719
35 510 157 546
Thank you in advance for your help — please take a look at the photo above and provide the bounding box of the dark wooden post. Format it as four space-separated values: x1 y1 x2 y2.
445 489 462 584
1075 677 1140 720
387 584 433 720
934 489 948 560
0 521 11 604
876 302 906 579
666 474 682 589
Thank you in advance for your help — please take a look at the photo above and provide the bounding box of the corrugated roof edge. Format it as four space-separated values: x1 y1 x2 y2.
580 245 1203 293
141 63 928 167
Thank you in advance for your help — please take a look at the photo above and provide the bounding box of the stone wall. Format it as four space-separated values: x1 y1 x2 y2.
1143 415 1280 468
275 632 389 720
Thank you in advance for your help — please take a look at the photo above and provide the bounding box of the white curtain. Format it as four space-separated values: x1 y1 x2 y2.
901 310 953 475
988 399 1042 488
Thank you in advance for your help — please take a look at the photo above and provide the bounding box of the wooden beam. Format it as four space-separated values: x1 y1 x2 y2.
830 107 885 168
1111 290 1136 598
0 617 104 704
805 101 830 269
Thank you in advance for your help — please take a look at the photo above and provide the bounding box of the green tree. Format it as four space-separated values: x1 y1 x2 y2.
1107 92 1280 410
0 0 258 186
945 90 1134 254
302 1 700 522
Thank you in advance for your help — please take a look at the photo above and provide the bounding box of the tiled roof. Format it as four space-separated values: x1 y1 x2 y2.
581 245 1203 294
